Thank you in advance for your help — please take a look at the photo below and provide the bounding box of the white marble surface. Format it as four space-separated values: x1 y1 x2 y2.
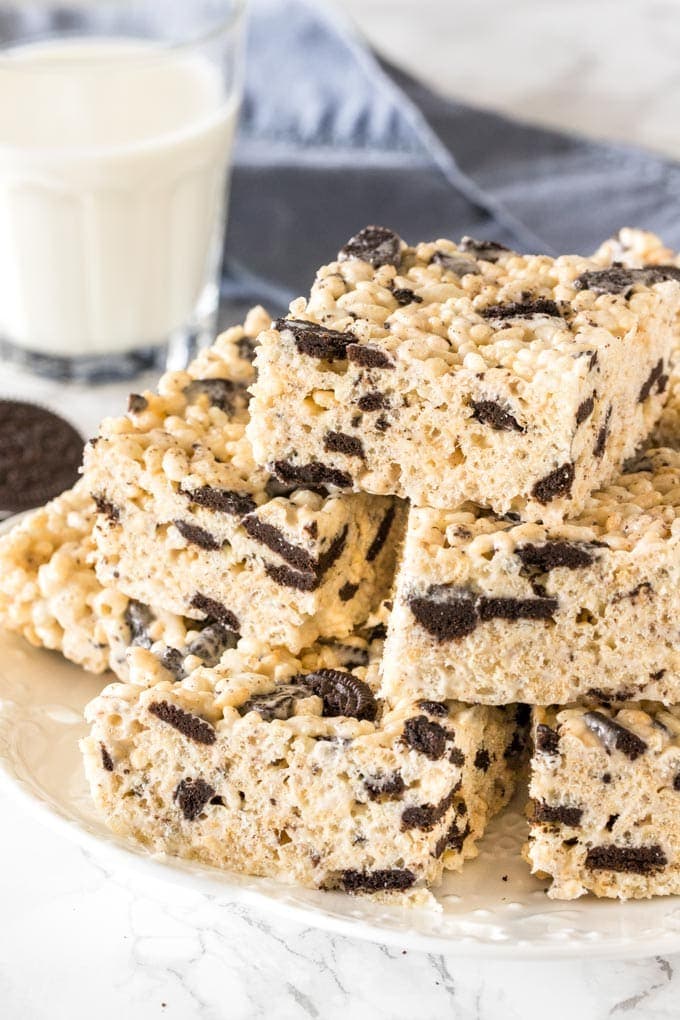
4 3 680 1016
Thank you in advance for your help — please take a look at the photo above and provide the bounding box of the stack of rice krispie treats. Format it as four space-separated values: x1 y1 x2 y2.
2 225 680 903
247 225 680 901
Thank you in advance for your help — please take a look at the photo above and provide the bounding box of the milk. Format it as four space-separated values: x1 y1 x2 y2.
0 40 238 359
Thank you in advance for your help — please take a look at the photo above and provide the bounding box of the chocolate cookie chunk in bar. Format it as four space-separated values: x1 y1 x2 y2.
382 447 680 705
526 704 680 899
81 626 522 897
84 308 404 654
248 228 680 522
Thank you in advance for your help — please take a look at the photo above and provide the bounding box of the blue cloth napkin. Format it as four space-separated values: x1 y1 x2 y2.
222 0 680 319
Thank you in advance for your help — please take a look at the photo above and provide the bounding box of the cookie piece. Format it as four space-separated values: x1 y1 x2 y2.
0 400 83 513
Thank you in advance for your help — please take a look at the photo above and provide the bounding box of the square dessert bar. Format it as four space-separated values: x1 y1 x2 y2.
591 228 680 450
0 483 243 682
82 625 523 898
526 703 680 899
84 308 403 654
382 447 680 706
248 225 680 521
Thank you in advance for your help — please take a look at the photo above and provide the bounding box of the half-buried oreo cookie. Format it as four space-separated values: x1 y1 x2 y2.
0 400 84 514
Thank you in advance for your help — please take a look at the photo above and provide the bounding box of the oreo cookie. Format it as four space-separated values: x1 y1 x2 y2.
0 400 84 514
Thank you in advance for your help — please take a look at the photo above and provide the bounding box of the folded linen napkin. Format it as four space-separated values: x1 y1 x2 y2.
223 0 680 317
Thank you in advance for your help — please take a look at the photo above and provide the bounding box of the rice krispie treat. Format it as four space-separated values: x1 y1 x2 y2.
0 483 242 682
85 308 403 654
526 703 680 899
247 226 680 521
81 627 524 897
381 446 680 706
591 228 680 448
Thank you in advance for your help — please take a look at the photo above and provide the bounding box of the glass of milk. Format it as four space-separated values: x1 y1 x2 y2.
0 1 245 380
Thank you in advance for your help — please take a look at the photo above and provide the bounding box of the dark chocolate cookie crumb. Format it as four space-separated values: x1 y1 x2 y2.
392 287 423 306
148 701 216 745
236 334 258 363
474 748 491 772
92 493 120 523
263 524 348 592
430 250 480 276
575 265 680 296
417 700 449 717
517 541 595 573
124 600 154 649
449 747 465 767
239 684 311 722
459 237 511 262
533 801 583 827
365 622 387 642
584 710 648 761
297 669 377 722
470 398 524 432
317 639 369 669
605 813 619 832
100 744 114 772
0 400 84 513
585 844 667 874
339 867 415 893
535 723 560 756
127 393 148 414
242 515 317 573
434 819 471 857
364 771 406 801
638 359 666 403
272 460 352 490
181 485 256 517
673 774 680 792
407 588 479 642
190 594 240 632
366 504 397 562
323 431 365 459
346 343 394 369
401 715 449 760
479 298 562 320
594 405 612 458
576 394 595 426
401 786 458 832
159 646 185 679
338 581 359 602
532 462 575 504
479 595 558 623
173 777 216 821
357 391 387 412
182 378 247 416
338 225 402 269
173 519 222 551
186 622 238 666
275 318 352 361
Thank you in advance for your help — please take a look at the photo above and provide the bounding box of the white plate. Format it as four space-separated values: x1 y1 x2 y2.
2 531 680 958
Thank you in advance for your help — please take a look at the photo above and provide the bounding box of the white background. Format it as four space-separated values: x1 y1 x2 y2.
3 1 680 1017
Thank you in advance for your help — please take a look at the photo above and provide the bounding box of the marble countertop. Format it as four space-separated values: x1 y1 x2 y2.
5 3 680 1016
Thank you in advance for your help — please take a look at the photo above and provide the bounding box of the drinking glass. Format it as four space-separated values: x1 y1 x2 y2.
0 0 246 380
